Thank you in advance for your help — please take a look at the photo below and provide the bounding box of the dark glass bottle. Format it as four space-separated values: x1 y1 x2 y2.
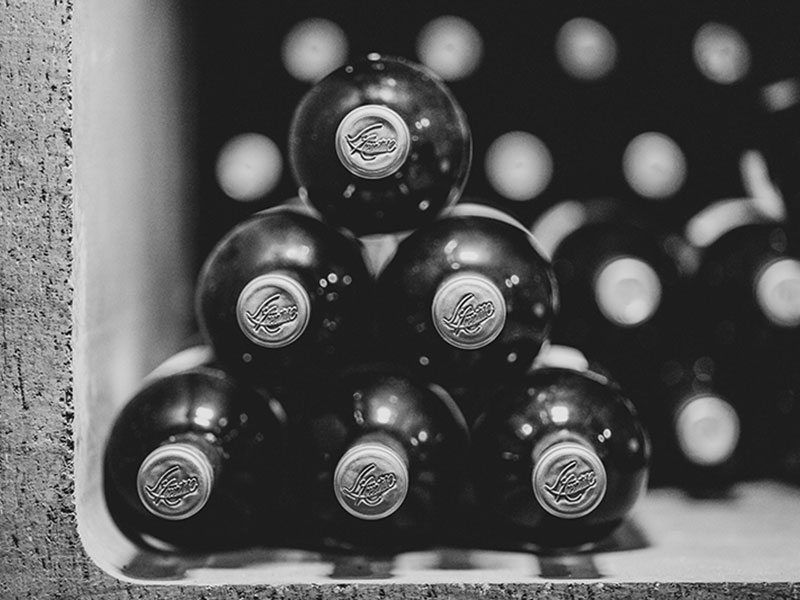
745 74 800 226
534 197 684 396
691 65 800 487
103 364 288 552
693 222 800 371
773 368 800 485
374 203 558 388
471 361 650 551
288 53 472 235
195 204 373 384
691 221 800 480
289 363 470 553
649 353 743 494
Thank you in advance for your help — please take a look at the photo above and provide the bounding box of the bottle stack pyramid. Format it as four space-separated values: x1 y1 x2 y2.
103 13 800 558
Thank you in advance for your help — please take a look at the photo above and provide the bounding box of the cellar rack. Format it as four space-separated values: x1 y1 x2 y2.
2 1 799 598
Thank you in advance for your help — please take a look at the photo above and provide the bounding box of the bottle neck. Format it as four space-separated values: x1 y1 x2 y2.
675 394 740 467
754 257 800 327
136 434 222 521
431 271 507 349
236 271 312 348
334 104 411 180
531 434 607 520
593 254 663 327
333 431 410 521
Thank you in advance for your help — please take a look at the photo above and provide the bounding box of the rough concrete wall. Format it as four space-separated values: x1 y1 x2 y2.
0 0 81 597
0 1 798 598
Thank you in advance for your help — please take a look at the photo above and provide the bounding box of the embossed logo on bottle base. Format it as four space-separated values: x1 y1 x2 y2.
137 443 214 520
143 465 200 507
237 274 311 348
245 293 299 334
432 273 507 349
441 293 497 336
340 463 398 508
345 123 398 161
335 105 411 180
334 443 409 520
543 460 598 504
533 442 607 519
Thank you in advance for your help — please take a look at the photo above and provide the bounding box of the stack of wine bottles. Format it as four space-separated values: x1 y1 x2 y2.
103 52 800 557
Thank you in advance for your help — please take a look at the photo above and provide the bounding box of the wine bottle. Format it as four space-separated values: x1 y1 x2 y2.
373 202 558 388
288 53 472 235
693 221 800 375
689 220 800 480
289 363 469 552
195 204 373 384
470 360 650 551
532 197 684 396
772 368 800 485
103 364 288 552
649 353 743 494
689 73 800 483
746 74 800 225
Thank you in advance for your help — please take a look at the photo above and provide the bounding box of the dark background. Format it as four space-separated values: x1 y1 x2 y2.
193 1 800 263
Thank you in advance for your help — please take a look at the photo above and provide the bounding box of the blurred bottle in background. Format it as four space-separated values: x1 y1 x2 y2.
691 219 800 374
532 197 684 402
415 15 484 83
281 17 349 84
689 217 800 481
647 352 743 495
749 75 800 227
772 368 800 486
215 133 285 204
